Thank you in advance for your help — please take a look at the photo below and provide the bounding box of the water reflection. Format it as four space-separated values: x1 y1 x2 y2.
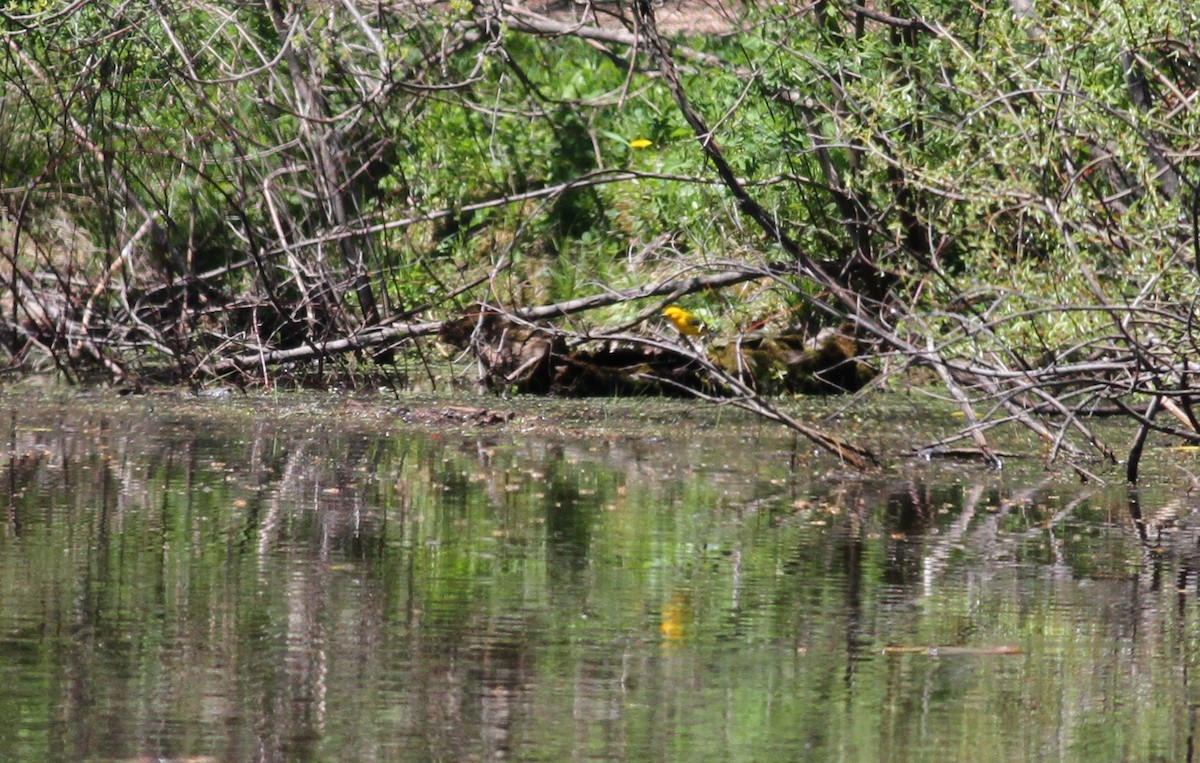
0 396 1198 761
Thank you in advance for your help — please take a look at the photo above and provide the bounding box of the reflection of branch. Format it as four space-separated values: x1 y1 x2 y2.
923 477 1080 596
922 482 985 597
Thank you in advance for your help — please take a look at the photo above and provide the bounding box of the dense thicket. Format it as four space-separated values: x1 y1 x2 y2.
2 1 1200 473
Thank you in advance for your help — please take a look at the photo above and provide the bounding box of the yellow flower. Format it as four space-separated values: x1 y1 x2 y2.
662 305 707 336
629 138 654 149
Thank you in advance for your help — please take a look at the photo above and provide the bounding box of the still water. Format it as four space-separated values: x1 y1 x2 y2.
1 392 1197 762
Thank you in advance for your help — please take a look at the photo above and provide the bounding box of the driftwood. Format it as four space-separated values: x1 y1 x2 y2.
438 311 874 397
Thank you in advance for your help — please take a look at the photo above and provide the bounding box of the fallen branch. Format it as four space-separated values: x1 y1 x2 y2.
617 331 878 468
209 266 768 374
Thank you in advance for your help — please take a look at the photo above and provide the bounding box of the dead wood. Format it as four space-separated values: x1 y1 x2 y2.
439 310 873 398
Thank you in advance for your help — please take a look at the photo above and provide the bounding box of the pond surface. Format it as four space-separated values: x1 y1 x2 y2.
1 391 1198 762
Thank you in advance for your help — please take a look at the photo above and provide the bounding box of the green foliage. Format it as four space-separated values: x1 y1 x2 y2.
3 0 1199 377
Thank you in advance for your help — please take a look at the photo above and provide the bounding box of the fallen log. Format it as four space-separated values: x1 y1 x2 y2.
439 311 874 397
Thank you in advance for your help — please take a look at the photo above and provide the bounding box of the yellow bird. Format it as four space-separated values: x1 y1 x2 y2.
662 305 707 336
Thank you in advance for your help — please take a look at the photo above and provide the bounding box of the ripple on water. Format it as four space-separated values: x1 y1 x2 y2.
2 397 1199 762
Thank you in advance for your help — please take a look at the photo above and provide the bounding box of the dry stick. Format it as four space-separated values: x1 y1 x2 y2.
1125 395 1162 484
208 268 763 373
907 303 1119 463
925 338 1002 469
1007 384 1108 461
847 4 935 32
724 393 877 469
512 268 764 321
209 319 443 374
611 332 878 468
972 373 1098 460
80 212 159 339
678 343 878 468
272 169 717 255
916 298 1110 463
1158 397 1196 432
498 3 731 70
1112 398 1200 444
906 387 1102 482
1055 204 1168 400
298 174 617 251
975 323 1111 459
990 386 1110 482
263 0 380 325
1073 248 1179 479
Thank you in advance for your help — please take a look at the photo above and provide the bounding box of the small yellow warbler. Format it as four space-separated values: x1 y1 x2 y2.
662 305 706 336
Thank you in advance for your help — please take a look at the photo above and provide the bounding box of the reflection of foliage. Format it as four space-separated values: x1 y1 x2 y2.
1 397 1194 759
